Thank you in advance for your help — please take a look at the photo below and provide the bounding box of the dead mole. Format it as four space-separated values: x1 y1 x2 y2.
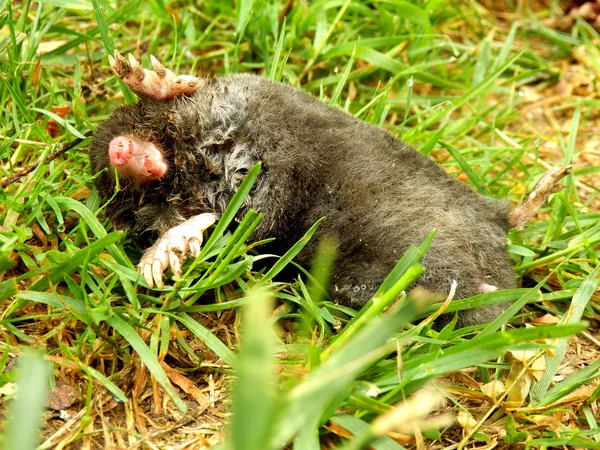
89 51 569 328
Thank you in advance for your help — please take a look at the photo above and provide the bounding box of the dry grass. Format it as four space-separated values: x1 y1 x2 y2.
0 0 599 449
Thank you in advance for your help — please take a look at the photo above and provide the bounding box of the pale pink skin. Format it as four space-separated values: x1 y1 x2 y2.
479 283 498 293
108 135 167 182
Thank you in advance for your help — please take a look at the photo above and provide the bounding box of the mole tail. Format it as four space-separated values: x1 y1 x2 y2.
507 165 571 228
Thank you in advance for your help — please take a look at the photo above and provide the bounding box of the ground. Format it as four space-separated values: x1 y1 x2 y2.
0 1 599 449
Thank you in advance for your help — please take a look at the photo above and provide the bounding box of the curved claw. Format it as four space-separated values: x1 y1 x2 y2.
142 263 154 288
150 55 167 79
152 260 164 289
169 250 182 278
189 238 201 258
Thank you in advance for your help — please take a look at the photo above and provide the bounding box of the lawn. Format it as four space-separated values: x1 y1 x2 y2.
1 0 599 449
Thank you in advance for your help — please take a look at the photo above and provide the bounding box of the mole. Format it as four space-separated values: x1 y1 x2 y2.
89 51 569 328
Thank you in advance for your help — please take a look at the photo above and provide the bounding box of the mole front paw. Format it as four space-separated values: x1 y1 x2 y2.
138 213 218 288
109 51 205 101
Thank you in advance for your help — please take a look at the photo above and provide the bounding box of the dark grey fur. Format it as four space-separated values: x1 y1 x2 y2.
90 74 515 327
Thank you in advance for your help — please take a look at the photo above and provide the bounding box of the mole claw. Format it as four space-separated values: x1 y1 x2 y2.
127 53 141 69
189 239 201 258
169 251 182 278
150 55 167 78
115 51 126 66
108 55 115 68
143 263 154 288
152 260 164 289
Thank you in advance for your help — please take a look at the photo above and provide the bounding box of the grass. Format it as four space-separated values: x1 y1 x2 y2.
1 0 600 448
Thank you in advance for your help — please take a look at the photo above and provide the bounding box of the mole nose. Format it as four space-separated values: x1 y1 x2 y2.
108 136 133 166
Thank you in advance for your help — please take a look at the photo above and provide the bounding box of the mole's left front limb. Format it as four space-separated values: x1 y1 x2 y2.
139 213 218 288
109 51 205 101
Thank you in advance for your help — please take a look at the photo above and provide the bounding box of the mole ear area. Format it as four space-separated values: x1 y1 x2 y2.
109 50 205 101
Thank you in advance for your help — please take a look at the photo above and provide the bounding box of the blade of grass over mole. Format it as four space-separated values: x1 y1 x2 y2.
532 265 600 402
271 299 420 448
180 212 261 305
478 275 554 336
229 286 276 450
194 257 254 291
260 218 323 284
200 211 261 286
3 350 49 450
201 162 261 256
417 288 530 319
376 231 434 296
99 309 187 412
321 232 434 360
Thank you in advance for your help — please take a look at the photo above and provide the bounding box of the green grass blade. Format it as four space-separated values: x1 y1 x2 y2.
331 414 406 450
29 231 123 293
0 278 17 302
201 162 261 256
532 265 600 401
271 299 420 447
176 312 236 367
260 218 323 284
230 287 276 450
101 310 187 412
3 350 49 450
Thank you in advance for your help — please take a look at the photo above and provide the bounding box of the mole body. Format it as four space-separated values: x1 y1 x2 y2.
90 53 568 328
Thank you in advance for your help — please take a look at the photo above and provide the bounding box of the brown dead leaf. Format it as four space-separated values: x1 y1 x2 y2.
505 360 532 407
530 314 560 324
482 380 506 400
160 361 210 408
46 105 71 138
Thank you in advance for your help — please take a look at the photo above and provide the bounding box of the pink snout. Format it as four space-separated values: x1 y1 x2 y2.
108 136 133 166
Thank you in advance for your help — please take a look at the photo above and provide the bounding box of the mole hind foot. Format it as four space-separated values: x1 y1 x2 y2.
508 165 571 227
138 213 218 288
109 51 204 101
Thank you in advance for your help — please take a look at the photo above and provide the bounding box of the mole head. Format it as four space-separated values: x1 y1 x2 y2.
89 102 171 197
